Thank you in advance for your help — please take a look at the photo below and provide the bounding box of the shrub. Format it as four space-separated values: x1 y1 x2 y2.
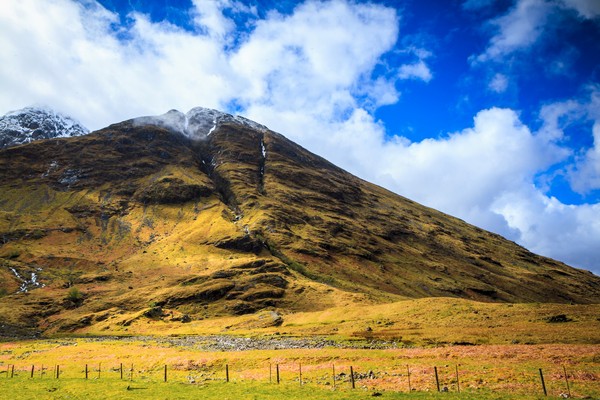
546 314 571 323
66 286 83 304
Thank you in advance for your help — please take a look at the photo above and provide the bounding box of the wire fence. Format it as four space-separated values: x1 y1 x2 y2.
2 360 594 398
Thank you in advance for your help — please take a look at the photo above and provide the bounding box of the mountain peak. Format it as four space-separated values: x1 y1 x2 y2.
132 107 268 140
0 106 89 149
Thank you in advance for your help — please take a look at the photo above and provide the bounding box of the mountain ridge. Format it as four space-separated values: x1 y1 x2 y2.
133 107 268 140
0 106 89 149
0 108 599 336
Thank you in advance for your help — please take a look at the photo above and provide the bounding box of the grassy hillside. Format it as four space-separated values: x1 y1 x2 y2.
0 120 599 336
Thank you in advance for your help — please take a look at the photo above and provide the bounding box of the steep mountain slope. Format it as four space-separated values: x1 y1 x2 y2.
0 108 598 336
0 106 89 149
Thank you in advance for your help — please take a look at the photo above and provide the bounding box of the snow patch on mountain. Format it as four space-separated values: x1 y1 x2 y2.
0 106 89 149
133 107 268 140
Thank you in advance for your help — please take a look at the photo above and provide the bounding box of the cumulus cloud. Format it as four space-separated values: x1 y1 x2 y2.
229 0 399 118
493 188 600 270
0 0 400 132
321 108 566 223
190 0 238 39
0 0 232 127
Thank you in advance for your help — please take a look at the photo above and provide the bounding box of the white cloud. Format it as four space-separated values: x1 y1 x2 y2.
538 86 600 194
397 60 433 82
560 0 600 18
569 123 600 194
538 99 582 140
488 73 508 92
0 0 235 127
493 188 600 270
374 108 567 225
0 0 400 132
474 0 552 63
191 0 236 39
474 0 599 64
396 46 433 82
229 0 400 115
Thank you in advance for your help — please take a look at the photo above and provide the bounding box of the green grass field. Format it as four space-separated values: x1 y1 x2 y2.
1 337 598 399
0 379 562 400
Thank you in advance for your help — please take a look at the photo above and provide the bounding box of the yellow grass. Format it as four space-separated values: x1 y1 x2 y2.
70 298 600 347
0 338 598 398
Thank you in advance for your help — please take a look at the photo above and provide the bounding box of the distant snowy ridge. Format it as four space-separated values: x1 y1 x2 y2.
0 106 89 149
133 107 268 140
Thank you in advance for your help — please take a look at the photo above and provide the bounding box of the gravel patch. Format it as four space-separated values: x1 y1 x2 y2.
75 335 402 351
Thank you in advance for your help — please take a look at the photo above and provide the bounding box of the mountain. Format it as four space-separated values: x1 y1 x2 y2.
0 106 89 149
0 107 599 336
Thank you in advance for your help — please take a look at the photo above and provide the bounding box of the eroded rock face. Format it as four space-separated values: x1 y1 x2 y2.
148 259 290 317
133 178 213 204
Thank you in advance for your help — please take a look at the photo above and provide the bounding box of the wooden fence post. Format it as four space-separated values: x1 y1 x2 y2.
130 364 133 381
56 365 60 379
299 363 302 386
276 364 280 384
225 364 229 382
434 366 440 392
406 365 411 392
85 364 88 379
563 366 571 398
350 366 356 389
30 365 35 378
98 363 101 379
164 365 167 382
332 364 336 389
120 363 123 380
455 365 460 393
269 363 272 383
10 365 14 379
539 368 547 396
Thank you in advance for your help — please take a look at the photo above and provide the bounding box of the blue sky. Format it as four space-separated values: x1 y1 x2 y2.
1 0 600 274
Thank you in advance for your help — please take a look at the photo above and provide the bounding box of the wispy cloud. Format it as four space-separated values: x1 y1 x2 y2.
473 0 552 63
473 0 600 64
398 60 433 82
488 73 509 93
559 0 600 18
564 86 600 194
395 46 433 82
